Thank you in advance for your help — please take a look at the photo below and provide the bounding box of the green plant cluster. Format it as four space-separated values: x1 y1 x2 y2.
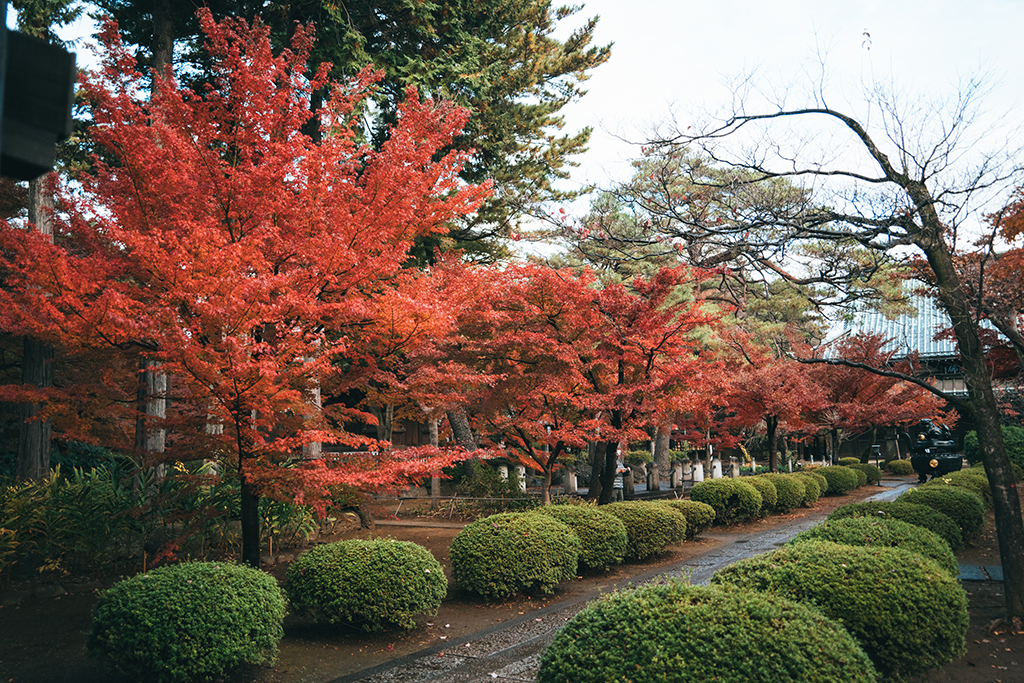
816 465 861 494
537 581 879 683
847 462 882 484
897 486 986 541
799 469 829 494
828 500 963 551
885 459 915 475
964 424 1024 474
602 501 688 560
742 476 777 515
286 538 446 631
86 561 286 683
790 517 958 576
838 457 861 467
792 472 820 504
534 505 628 571
690 478 763 524
757 473 807 511
712 540 968 681
450 512 580 599
920 468 992 509
654 499 716 539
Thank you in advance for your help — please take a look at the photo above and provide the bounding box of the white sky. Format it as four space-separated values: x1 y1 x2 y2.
556 0 1024 196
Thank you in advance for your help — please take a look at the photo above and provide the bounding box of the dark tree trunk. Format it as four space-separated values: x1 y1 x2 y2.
598 439 619 505
152 0 174 79
654 423 672 473
240 471 260 568
16 337 52 481
446 406 476 449
17 176 55 482
765 414 779 472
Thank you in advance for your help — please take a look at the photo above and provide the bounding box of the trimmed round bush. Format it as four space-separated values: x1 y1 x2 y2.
799 469 829 495
790 517 959 576
534 505 628 571
817 465 861 494
792 472 820 505
838 457 861 467
922 470 992 509
537 581 879 683
602 501 687 560
848 462 882 484
885 459 914 475
690 478 763 524
286 538 446 631
849 466 869 486
743 476 777 515
758 473 806 511
712 540 968 681
87 562 285 683
655 499 716 539
828 501 963 551
450 512 580 600
898 486 986 541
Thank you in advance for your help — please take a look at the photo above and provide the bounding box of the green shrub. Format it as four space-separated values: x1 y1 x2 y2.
921 470 992 509
800 469 829 494
654 499 716 539
758 473 806 511
828 501 963 551
838 457 861 467
965 424 1024 474
286 538 445 631
603 501 687 560
87 562 285 683
848 462 883 484
690 478 763 524
816 465 860 494
625 450 653 465
712 541 968 681
450 512 580 600
897 487 986 541
791 472 820 505
534 505 627 571
743 476 777 515
537 581 879 683
849 466 869 486
885 459 915 475
790 517 958 576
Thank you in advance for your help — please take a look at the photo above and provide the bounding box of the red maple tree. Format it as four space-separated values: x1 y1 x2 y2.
0 11 488 565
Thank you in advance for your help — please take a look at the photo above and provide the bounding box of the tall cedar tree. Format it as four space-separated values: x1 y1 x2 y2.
0 11 488 566
92 0 611 261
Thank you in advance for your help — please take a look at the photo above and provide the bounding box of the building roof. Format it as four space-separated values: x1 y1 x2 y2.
826 293 959 362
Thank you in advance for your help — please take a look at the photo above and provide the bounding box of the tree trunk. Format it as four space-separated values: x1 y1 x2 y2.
598 439 619 505
134 357 167 479
766 414 779 473
371 402 394 443
922 236 1024 622
586 441 603 502
654 423 672 473
541 467 553 505
240 470 260 568
152 0 174 79
446 406 476 449
16 175 55 482
16 337 52 481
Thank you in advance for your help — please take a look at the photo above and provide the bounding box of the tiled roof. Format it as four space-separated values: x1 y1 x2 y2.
826 293 958 361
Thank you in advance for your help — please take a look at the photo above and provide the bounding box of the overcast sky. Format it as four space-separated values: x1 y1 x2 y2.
557 0 1024 196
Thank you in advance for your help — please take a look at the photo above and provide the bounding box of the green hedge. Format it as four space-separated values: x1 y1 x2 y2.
920 469 992 509
816 466 861 494
654 500 716 539
690 478 763 524
838 457 861 467
790 517 958 576
848 463 882 485
534 505 628 571
828 501 963 551
897 487 986 541
286 538 446 631
965 424 1024 474
602 501 687 561
758 473 807 511
885 459 915 475
799 469 829 495
537 581 879 683
712 541 968 681
450 513 580 600
792 472 820 505
743 476 777 515
87 562 285 683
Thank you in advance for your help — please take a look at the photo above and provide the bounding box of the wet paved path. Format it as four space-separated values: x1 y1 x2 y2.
330 482 917 683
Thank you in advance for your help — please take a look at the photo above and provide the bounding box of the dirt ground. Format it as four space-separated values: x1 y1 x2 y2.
1 479 1022 683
